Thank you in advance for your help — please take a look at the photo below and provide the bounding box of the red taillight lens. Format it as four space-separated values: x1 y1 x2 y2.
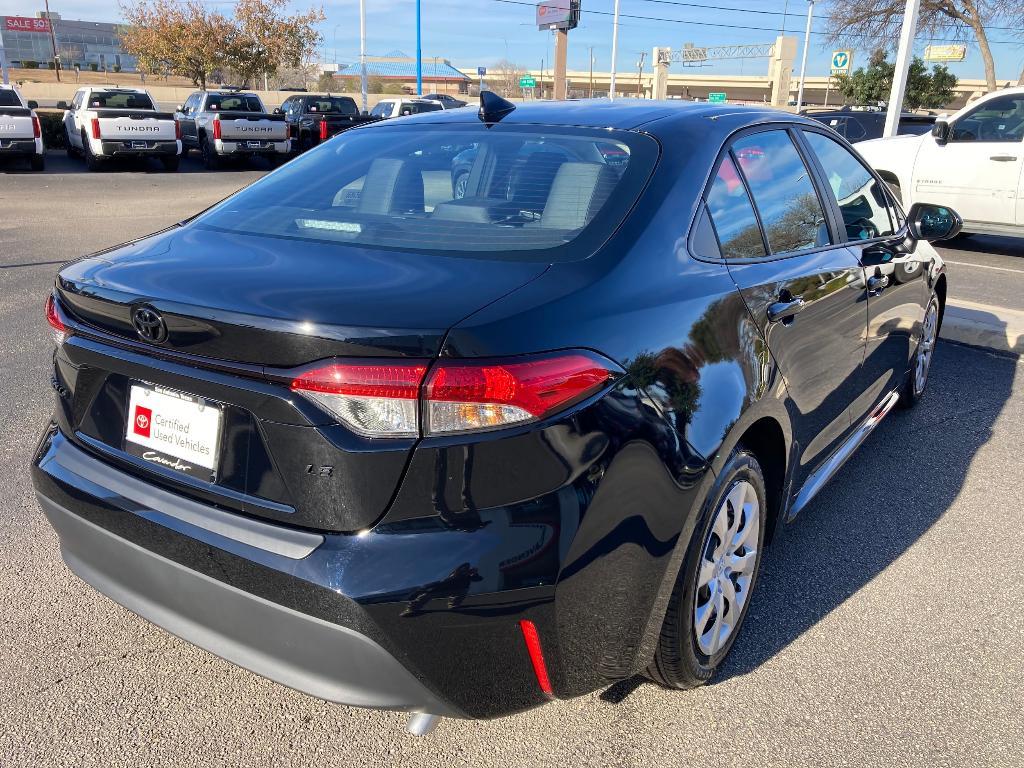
45 294 69 345
32 115 41 139
290 362 428 437
319 119 329 141
423 352 615 434
174 119 182 140
90 117 101 140
518 620 553 696
288 352 616 437
212 117 222 141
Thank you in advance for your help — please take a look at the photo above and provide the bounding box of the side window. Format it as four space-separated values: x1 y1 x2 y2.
803 130 896 241
705 155 767 259
71 91 84 110
732 131 830 255
951 95 1024 143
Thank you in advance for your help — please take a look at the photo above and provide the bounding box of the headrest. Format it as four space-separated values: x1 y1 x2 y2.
540 162 617 230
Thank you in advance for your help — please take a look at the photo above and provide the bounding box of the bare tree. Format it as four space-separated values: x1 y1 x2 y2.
492 59 526 98
823 0 1009 93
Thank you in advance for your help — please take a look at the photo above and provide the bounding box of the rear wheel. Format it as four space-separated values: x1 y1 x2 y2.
29 153 45 171
160 155 180 172
897 293 940 409
453 171 469 199
200 136 219 170
647 449 766 689
65 128 79 158
83 131 102 171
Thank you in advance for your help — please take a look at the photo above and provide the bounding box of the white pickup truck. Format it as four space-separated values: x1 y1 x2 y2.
175 90 290 169
61 87 181 172
0 84 45 171
858 87 1024 238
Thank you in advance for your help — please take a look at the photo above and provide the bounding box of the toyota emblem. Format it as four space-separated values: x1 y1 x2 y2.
132 306 168 343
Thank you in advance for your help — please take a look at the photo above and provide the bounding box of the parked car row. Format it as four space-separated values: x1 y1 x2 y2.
0 83 46 170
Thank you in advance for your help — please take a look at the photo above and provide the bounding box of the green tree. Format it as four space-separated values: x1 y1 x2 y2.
835 51 957 109
317 72 337 91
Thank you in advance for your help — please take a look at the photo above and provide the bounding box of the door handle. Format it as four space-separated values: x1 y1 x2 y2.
990 155 1018 162
767 297 806 324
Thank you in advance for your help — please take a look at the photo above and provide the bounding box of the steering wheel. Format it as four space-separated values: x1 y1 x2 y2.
846 217 880 241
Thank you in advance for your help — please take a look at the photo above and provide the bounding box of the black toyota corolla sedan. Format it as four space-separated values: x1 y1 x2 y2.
32 94 959 733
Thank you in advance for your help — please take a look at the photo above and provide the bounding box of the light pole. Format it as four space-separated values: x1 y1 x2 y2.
360 0 367 113
588 46 594 98
883 0 921 137
415 0 422 95
44 0 61 82
636 51 646 97
609 0 621 99
795 0 814 110
332 23 343 68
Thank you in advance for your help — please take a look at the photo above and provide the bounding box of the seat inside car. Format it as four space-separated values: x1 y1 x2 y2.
357 158 425 216
539 162 618 229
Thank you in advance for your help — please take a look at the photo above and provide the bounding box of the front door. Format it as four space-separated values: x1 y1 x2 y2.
705 128 869 484
913 93 1024 227
800 128 928 424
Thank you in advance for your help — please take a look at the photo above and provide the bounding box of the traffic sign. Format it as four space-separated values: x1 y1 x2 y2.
519 76 537 88
924 44 966 62
477 66 487 77
830 50 853 74
708 92 727 103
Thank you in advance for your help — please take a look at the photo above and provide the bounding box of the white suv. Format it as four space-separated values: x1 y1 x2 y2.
369 98 444 119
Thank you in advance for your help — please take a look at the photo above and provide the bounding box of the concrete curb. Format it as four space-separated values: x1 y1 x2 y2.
941 299 1024 355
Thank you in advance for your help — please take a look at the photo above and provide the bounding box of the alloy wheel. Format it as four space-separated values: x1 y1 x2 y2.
693 479 760 657
914 299 939 396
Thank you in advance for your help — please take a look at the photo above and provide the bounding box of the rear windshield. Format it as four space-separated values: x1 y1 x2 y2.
307 97 357 115
206 94 264 112
0 89 22 107
194 124 659 262
398 102 442 116
89 91 154 110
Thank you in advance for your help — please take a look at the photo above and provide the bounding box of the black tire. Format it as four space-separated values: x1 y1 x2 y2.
29 153 45 172
161 155 180 172
65 128 79 158
83 131 102 171
897 293 940 409
200 136 219 170
647 449 767 689
453 171 469 199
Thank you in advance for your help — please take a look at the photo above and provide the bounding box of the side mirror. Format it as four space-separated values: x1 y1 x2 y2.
56 100 69 110
273 107 283 115
176 104 185 113
27 100 38 110
906 202 962 243
931 120 950 145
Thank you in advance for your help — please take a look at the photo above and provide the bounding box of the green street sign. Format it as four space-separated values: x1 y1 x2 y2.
708 92 727 103
519 76 537 88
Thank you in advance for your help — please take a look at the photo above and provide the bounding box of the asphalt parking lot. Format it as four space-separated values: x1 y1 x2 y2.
2 156 1023 767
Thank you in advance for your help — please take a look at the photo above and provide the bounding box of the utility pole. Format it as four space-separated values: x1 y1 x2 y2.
359 0 368 113
884 0 920 137
588 46 594 98
43 0 61 82
415 0 422 94
795 0 814 110
609 0 621 99
553 27 568 100
636 51 646 97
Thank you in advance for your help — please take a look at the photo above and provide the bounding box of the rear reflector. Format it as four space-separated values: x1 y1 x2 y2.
288 351 617 437
290 362 428 437
319 119 329 141
90 117 101 140
45 294 68 345
424 352 614 434
518 620 553 696
212 117 222 141
32 116 41 139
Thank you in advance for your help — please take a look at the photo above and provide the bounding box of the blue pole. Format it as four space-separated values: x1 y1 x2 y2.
416 0 423 95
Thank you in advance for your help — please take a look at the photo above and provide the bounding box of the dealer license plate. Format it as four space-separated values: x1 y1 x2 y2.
130 141 148 149
125 383 223 481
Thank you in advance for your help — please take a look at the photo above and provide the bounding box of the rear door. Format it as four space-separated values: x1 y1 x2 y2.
801 127 928 421
707 127 869 481
913 93 1024 226
176 93 200 146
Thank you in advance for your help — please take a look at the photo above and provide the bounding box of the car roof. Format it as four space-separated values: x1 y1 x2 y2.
388 98 819 135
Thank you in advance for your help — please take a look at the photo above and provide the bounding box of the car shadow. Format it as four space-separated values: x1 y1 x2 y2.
601 340 1017 700
943 234 1024 259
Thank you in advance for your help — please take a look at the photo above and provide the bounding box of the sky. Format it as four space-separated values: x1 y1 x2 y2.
1 0 1022 82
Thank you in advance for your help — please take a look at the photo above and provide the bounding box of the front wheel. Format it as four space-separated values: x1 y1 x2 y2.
647 449 767 689
897 293 940 409
200 136 219 170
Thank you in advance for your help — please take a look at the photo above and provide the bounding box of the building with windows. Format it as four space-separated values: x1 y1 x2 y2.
1 12 137 72
333 54 470 96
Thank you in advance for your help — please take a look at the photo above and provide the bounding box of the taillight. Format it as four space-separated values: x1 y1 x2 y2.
290 362 428 437
289 351 616 437
174 119 182 140
212 117 222 141
45 294 69 345
32 115 41 139
90 117 101 140
319 119 329 141
423 352 615 434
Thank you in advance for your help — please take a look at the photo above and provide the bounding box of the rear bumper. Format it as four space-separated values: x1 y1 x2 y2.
0 138 41 155
98 139 180 157
215 138 290 155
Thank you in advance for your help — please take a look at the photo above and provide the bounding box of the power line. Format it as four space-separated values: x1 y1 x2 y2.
486 0 1022 45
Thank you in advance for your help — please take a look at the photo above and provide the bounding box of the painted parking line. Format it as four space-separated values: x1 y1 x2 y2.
943 260 1024 274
